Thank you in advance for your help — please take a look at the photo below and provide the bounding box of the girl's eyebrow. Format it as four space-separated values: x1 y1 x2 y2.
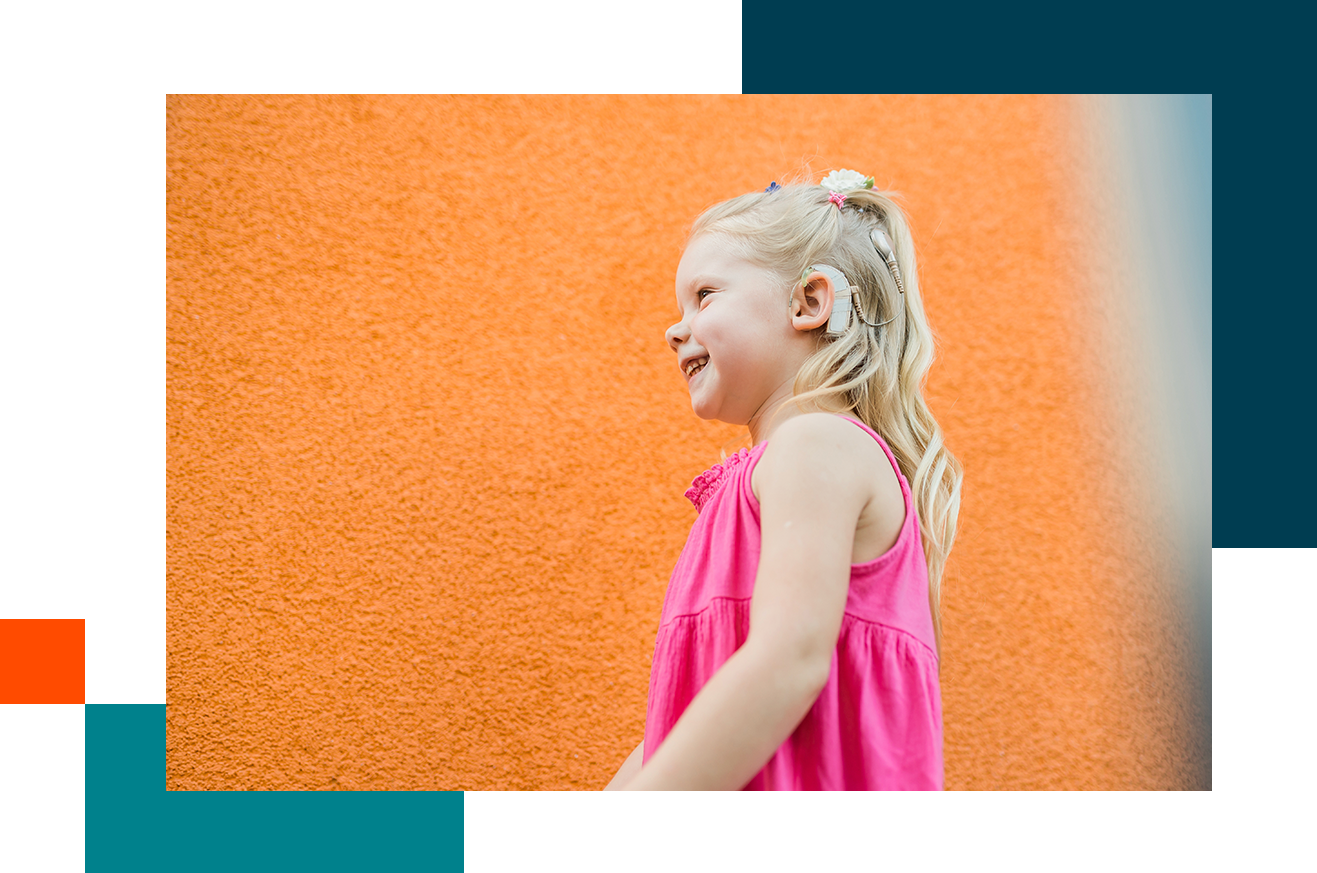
683 274 722 291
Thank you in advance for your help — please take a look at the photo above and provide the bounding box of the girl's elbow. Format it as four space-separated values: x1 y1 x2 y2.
751 638 833 701
786 631 837 695
799 652 833 699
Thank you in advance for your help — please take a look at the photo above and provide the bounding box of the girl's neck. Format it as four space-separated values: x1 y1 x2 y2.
747 390 850 445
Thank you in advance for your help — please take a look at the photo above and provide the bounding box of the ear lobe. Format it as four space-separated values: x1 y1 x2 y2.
791 271 835 332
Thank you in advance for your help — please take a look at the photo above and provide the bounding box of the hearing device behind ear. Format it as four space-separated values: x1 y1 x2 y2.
806 264 853 335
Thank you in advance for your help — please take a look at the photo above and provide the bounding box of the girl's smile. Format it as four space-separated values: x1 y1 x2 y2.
681 356 708 380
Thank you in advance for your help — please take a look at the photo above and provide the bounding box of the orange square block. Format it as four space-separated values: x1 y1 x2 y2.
0 619 85 703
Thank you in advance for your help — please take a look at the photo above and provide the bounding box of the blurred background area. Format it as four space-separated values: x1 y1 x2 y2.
166 95 1210 790
1070 95 1211 788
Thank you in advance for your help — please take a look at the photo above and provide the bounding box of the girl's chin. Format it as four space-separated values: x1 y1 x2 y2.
690 399 745 427
690 398 721 421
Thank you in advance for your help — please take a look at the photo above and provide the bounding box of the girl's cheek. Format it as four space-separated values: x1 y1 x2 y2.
691 311 720 344
689 316 706 346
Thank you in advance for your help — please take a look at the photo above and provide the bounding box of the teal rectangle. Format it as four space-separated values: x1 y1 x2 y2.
87 705 463 871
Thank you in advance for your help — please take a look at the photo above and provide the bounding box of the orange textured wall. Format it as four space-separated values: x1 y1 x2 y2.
166 95 1206 790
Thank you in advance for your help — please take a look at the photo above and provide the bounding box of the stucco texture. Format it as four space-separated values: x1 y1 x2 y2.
166 95 1207 790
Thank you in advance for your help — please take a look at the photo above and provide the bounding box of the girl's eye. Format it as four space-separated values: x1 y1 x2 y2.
697 288 714 302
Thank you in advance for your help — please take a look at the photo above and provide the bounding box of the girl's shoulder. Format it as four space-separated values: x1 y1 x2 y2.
751 413 905 563
750 413 891 500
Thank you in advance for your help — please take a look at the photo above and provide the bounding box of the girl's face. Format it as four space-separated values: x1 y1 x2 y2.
666 234 811 431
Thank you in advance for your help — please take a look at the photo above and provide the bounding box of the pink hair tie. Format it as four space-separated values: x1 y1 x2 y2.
828 191 847 208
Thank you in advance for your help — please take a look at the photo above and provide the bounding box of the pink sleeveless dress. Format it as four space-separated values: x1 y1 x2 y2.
642 417 943 790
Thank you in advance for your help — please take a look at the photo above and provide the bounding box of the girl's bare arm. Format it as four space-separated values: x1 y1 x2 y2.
624 414 872 790
603 741 644 790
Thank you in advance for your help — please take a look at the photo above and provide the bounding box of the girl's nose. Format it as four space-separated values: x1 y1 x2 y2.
665 319 689 352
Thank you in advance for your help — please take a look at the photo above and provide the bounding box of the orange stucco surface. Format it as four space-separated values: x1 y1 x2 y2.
166 95 1206 789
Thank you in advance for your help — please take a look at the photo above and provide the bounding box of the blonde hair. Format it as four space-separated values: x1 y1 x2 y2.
689 179 963 651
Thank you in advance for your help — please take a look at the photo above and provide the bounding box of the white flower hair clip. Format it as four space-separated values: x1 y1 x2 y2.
820 169 875 194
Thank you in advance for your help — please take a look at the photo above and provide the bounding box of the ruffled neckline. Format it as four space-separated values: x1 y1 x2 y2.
684 447 755 512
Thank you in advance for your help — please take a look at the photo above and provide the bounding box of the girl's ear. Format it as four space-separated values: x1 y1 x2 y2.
791 271 835 332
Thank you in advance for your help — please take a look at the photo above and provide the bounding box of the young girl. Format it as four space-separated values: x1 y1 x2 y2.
605 170 962 791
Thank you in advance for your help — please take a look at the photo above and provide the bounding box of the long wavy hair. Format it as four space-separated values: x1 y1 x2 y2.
689 179 963 651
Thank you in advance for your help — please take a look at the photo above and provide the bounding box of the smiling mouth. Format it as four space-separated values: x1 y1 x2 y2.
684 357 708 378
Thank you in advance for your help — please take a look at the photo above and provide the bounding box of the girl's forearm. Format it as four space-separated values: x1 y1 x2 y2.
624 640 828 790
603 740 644 790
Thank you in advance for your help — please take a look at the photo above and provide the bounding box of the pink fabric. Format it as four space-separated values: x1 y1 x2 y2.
642 417 943 790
